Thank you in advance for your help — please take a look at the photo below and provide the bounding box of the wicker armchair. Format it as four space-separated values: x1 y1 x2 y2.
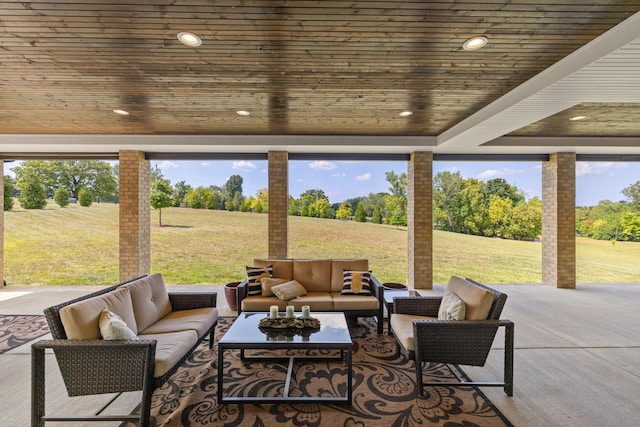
390 278 514 396
32 276 218 427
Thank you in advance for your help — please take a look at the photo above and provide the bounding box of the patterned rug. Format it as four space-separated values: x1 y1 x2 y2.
131 317 512 427
0 315 50 354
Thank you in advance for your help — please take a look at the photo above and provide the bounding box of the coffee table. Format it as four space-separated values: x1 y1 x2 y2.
384 289 417 333
217 312 353 404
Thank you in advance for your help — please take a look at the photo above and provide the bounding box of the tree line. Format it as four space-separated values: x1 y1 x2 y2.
7 160 640 242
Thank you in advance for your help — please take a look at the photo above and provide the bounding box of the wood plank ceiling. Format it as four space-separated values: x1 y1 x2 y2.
0 1 639 153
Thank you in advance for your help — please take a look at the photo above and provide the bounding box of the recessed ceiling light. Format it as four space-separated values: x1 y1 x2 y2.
399 111 413 117
463 36 488 51
236 110 251 116
113 109 129 116
569 115 587 121
177 31 202 47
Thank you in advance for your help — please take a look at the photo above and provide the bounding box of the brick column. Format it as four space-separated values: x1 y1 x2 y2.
408 151 433 289
119 151 150 281
542 152 576 288
268 151 288 258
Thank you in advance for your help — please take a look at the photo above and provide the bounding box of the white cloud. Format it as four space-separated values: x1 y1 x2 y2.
356 173 372 181
477 168 519 180
309 160 337 171
332 173 346 178
232 160 257 170
158 160 178 169
200 162 210 167
575 161 628 177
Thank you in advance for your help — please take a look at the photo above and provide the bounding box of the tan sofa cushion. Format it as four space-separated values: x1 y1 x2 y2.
285 292 334 311
241 296 288 312
332 294 379 311
138 330 198 377
122 274 172 332
253 259 294 280
330 259 369 292
390 313 436 352
138 307 219 339
446 276 494 320
292 259 332 292
60 286 138 339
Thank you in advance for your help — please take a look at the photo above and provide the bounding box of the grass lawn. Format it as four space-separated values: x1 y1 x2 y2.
4 201 639 286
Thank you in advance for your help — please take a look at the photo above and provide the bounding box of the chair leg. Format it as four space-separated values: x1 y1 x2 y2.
416 359 424 397
504 321 514 396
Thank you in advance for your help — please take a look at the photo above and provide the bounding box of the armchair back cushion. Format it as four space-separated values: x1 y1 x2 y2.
59 286 138 339
122 273 172 331
330 259 369 292
446 276 494 320
292 259 332 292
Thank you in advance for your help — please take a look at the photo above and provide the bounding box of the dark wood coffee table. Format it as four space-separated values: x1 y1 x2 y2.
217 312 353 404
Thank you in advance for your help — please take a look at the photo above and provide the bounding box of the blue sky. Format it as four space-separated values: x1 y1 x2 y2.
6 159 638 207
149 159 639 207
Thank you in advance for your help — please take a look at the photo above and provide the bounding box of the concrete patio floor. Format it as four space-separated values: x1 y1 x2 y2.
1 282 639 426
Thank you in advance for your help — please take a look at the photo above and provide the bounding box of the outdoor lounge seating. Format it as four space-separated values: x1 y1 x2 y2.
390 276 514 396
31 273 218 426
237 258 385 333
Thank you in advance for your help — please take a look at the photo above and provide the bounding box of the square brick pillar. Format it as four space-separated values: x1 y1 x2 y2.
408 151 433 289
542 152 576 288
119 151 150 281
268 151 288 258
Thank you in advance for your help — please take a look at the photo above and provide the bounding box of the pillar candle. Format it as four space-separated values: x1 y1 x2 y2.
286 305 294 318
301 305 310 319
270 305 278 319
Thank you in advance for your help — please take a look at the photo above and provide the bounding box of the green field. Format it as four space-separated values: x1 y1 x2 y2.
4 202 639 286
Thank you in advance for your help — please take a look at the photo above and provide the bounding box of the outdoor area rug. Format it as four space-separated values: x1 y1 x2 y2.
129 317 512 427
0 314 50 354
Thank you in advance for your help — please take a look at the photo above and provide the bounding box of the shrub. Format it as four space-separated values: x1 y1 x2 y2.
78 188 93 207
54 187 70 207
17 176 46 209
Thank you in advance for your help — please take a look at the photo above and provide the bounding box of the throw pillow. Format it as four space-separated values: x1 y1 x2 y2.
246 265 274 296
438 292 466 320
99 309 139 340
261 277 289 297
341 271 373 295
271 280 308 301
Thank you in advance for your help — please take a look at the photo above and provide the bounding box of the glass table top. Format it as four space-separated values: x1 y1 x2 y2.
219 312 352 345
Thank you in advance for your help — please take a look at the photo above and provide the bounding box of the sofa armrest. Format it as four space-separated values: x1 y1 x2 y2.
237 279 250 314
32 339 157 395
393 296 442 317
169 292 217 311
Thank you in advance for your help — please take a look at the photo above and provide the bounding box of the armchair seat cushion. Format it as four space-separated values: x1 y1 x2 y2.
138 307 218 339
138 330 199 377
390 313 436 352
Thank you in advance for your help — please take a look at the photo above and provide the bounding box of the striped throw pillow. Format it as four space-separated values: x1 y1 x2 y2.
246 265 273 296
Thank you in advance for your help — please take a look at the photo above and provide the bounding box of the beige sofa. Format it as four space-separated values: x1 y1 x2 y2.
237 258 384 333
32 273 218 427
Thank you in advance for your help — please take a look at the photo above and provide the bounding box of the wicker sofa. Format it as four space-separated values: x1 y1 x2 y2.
32 273 218 426
237 258 384 333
